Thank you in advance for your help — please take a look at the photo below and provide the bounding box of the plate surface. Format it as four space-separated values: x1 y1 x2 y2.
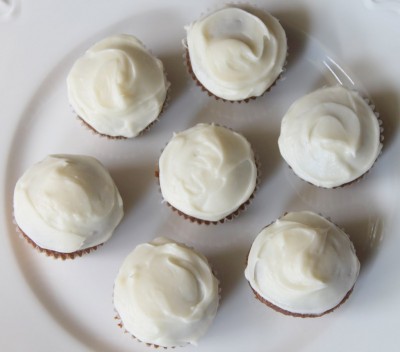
1 1 400 351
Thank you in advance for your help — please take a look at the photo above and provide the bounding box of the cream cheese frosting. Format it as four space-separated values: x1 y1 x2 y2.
67 34 169 138
13 154 123 253
186 7 287 101
245 211 360 315
158 123 257 222
278 86 382 188
113 237 219 347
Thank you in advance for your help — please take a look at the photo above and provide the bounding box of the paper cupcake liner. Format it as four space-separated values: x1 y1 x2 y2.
77 116 127 140
155 124 261 225
14 221 100 260
182 4 288 103
249 282 354 318
245 211 358 317
283 89 383 189
114 313 173 349
157 192 256 225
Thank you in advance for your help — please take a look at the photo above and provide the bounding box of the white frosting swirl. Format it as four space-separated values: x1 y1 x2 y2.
245 211 360 315
186 7 287 101
158 123 257 222
13 155 123 253
278 86 382 188
113 237 219 347
67 34 169 138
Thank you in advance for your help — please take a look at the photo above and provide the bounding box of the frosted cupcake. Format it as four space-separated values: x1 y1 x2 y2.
278 85 382 188
245 211 360 317
113 237 219 347
185 7 287 101
67 34 170 138
13 154 123 259
157 123 258 224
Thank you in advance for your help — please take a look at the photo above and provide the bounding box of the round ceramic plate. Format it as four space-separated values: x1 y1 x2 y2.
1 1 400 351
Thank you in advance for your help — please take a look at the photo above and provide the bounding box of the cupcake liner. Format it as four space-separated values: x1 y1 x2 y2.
183 4 288 103
114 312 172 349
249 282 354 318
155 124 261 225
14 221 100 260
77 116 127 140
283 88 383 189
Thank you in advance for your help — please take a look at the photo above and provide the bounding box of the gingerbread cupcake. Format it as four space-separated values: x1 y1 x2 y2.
185 6 287 102
13 154 123 259
278 85 382 188
244 211 360 317
157 123 258 224
113 237 219 347
67 34 170 138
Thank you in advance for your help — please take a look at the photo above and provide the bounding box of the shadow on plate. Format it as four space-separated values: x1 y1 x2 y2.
206 245 249 304
369 87 400 150
109 163 157 217
341 214 384 270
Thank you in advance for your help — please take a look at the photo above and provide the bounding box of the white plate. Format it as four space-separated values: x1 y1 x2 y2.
1 1 400 351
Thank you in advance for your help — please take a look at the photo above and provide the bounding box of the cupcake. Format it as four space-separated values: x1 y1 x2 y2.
67 34 170 138
278 85 382 188
244 211 360 317
157 123 258 224
13 154 123 259
185 6 287 102
113 237 219 347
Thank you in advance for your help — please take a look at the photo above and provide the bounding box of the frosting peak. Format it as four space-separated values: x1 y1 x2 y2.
278 86 381 187
263 221 331 294
113 237 219 347
159 124 257 222
67 34 169 138
186 7 287 100
13 155 123 253
245 211 360 315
